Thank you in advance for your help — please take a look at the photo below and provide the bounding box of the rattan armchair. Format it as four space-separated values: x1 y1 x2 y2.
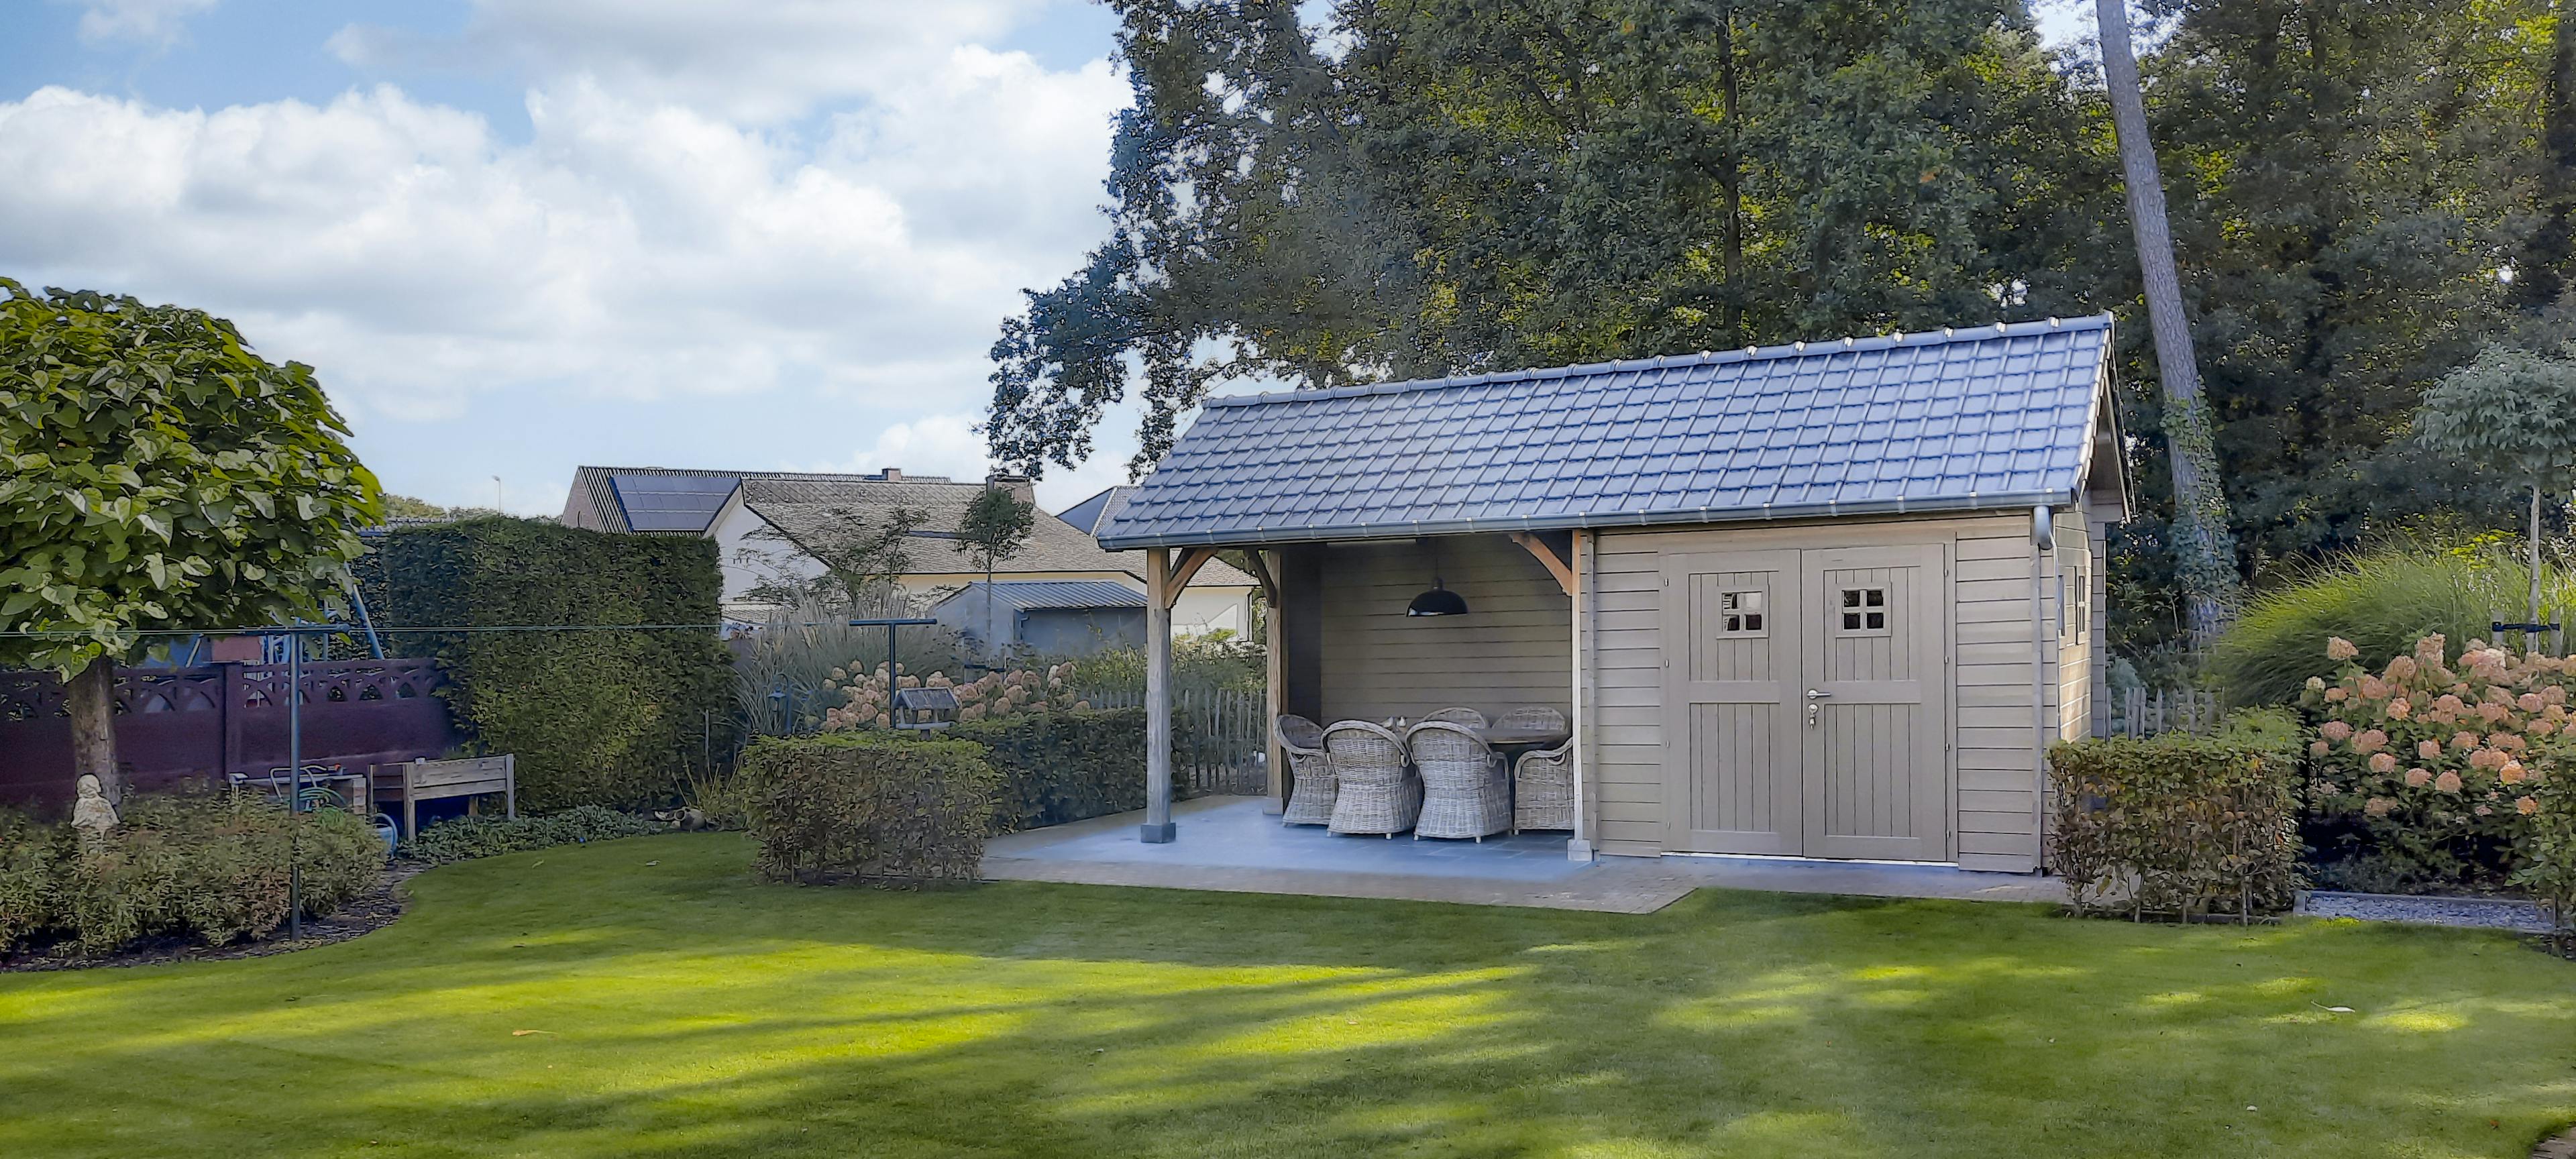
1512 738 1575 833
1275 714 1336 826
1424 706 1489 729
1405 720 1511 840
1496 705 1566 734
1324 720 1419 836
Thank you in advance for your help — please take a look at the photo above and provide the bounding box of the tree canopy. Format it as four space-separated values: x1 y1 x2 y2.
0 280 382 675
993 0 2576 663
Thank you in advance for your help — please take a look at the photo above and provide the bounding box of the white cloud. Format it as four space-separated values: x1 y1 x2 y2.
66 0 217 45
0 47 1126 423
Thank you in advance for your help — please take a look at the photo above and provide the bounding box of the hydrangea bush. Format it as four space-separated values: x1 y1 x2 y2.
2303 633 2557 886
818 663 1085 732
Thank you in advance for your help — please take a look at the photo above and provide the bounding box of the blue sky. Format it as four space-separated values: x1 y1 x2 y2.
3 1 2096 518
2 0 1140 514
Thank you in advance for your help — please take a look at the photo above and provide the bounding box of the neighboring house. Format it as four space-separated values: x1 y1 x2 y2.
1053 485 1135 535
559 465 1257 635
929 580 1146 658
1099 315 2126 872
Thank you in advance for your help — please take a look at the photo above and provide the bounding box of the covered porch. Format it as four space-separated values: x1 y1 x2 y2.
1132 529 1598 860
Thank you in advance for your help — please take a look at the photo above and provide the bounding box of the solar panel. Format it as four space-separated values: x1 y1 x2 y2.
610 474 739 533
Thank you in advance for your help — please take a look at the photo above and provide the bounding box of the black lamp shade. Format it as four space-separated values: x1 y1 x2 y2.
1406 585 1469 617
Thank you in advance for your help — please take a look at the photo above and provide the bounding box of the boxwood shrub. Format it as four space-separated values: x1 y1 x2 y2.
739 732 997 885
951 708 1150 831
397 806 666 865
0 791 386 957
2046 709 2304 920
366 516 733 812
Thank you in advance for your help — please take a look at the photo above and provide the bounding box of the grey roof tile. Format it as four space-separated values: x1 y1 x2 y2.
1097 315 2115 549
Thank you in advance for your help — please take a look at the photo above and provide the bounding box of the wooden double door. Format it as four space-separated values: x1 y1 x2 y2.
1660 544 1950 861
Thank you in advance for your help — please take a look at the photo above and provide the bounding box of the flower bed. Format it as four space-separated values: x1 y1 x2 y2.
2304 633 2559 891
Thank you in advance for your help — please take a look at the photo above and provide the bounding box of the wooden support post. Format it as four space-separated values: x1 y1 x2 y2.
1142 547 1177 842
1568 531 1595 861
1260 549 1287 814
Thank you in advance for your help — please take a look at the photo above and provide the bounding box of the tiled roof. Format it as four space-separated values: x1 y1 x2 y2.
1053 485 1136 535
927 580 1148 616
1097 315 2116 549
562 465 936 533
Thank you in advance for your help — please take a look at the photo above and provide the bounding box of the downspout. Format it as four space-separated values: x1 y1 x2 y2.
2030 505 2055 873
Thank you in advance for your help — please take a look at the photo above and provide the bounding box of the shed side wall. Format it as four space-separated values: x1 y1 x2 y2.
1313 537 1572 725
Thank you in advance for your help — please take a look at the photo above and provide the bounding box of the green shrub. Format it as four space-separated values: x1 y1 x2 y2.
3 792 386 956
396 805 665 865
2208 543 2576 707
739 732 996 885
366 516 735 811
2047 709 2304 920
951 708 1149 831
2515 770 2576 936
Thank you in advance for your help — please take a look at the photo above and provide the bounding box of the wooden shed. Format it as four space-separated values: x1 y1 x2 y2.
1097 315 2127 873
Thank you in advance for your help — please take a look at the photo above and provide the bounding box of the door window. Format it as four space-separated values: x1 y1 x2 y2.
1835 586 1889 636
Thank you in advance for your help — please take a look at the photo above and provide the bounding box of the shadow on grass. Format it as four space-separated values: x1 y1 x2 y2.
1 833 2571 1159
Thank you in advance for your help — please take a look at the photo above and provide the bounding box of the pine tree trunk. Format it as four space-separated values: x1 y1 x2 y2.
66 655 121 804
2095 0 2242 648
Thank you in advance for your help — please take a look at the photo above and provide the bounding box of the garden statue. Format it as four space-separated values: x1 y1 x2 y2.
70 773 118 834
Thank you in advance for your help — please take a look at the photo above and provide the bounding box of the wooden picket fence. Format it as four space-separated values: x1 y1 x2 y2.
2109 686 2222 738
1076 686 1269 797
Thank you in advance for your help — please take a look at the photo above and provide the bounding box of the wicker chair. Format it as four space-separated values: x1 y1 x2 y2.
1405 720 1511 840
1276 714 1336 826
1424 706 1489 730
1496 705 1566 735
1513 738 1576 833
1324 720 1419 837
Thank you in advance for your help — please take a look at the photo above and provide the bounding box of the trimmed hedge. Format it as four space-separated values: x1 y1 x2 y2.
739 732 997 885
2047 710 2304 920
950 708 1148 831
0 792 386 956
397 806 666 865
368 517 733 812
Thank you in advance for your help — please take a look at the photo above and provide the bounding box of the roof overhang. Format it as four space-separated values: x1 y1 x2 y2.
1096 489 2088 550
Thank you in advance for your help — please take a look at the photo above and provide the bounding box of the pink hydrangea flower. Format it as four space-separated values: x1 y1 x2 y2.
2434 771 2464 793
2404 767 2432 788
2385 655 2420 682
2500 761 2528 785
2322 720 2355 742
2328 637 2359 661
2475 805 2493 817
2416 634 2449 664
2435 694 2467 715
2520 692 2546 713
2326 687 2349 702
2368 752 2398 774
2359 675 2392 701
2418 739 2443 761
2519 795 2542 816
2364 797 2394 818
2353 729 2388 754
2453 730 2482 751
2309 740 2330 757
2470 747 2506 771
2385 698 2412 720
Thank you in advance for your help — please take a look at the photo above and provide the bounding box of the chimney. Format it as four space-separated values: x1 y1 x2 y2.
986 470 1036 506
879 467 902 482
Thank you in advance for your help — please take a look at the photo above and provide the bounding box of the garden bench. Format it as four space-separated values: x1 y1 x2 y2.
372 755 516 838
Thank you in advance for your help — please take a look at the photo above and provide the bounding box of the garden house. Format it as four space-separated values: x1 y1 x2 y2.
1097 315 2127 871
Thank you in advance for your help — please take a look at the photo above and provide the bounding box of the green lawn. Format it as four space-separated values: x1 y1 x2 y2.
3 835 2572 1158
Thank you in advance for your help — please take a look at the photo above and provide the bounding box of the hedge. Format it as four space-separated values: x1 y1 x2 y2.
739 732 997 885
0 791 386 957
367 517 733 812
2046 709 2303 920
397 806 667 865
950 708 1149 831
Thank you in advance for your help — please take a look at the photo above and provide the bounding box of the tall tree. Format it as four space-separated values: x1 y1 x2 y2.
2415 343 2576 626
989 0 2115 476
0 280 382 806
2095 0 2241 646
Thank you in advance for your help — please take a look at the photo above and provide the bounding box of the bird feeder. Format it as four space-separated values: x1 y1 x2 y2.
890 686 961 732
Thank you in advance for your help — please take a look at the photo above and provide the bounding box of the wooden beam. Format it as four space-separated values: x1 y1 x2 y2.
1510 531 1577 597
1166 546 1221 604
1142 547 1176 842
1240 548 1281 604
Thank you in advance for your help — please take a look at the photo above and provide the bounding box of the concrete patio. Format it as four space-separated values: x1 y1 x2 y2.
983 795 2068 913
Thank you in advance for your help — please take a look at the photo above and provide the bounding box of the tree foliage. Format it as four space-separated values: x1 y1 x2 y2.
989 0 2115 476
955 486 1036 578
733 505 932 610
2415 343 2576 490
0 280 382 674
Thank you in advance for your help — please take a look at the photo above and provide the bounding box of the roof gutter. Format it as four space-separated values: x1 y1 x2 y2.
1095 488 2082 551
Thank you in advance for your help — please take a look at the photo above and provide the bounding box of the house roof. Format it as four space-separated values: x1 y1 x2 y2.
734 476 1258 587
928 580 1148 616
561 465 951 534
1053 485 1136 535
1096 315 2119 549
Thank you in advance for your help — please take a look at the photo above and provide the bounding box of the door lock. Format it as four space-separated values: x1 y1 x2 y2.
1805 689 1828 727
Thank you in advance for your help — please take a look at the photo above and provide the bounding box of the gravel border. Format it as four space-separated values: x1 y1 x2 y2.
2296 889 2557 934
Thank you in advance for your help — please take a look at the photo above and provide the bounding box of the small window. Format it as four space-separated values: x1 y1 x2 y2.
1720 590 1766 635
1837 586 1889 635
